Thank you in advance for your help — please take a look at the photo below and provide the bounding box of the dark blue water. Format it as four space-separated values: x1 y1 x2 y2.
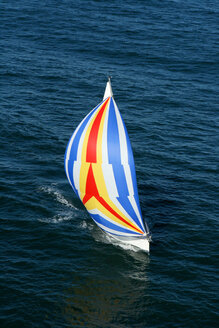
1 0 218 327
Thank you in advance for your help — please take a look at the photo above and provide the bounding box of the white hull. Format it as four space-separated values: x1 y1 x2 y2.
109 233 150 253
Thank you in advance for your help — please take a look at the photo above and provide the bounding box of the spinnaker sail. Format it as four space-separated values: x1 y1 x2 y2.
65 78 150 252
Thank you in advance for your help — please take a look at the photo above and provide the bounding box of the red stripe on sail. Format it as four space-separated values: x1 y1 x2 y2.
86 98 110 163
83 164 143 234
82 164 99 204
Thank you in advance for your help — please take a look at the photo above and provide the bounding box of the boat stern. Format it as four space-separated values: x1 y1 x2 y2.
127 236 150 253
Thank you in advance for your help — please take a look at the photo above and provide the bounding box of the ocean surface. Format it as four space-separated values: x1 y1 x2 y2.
1 0 218 327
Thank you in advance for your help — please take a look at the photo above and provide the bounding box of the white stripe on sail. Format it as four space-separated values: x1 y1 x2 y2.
73 162 81 195
128 195 142 224
102 164 119 198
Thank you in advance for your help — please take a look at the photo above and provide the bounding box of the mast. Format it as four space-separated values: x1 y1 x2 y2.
103 76 113 99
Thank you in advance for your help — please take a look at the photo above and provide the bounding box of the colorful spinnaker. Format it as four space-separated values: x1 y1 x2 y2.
65 78 150 252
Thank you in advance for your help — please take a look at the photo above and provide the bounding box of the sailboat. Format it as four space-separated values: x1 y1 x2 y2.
65 78 150 252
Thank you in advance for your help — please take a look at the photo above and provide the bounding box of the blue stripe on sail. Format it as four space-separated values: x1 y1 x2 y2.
107 99 129 197
91 214 140 235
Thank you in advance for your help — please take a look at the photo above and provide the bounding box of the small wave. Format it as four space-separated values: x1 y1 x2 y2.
79 220 94 231
126 271 149 281
39 186 78 210
38 213 72 224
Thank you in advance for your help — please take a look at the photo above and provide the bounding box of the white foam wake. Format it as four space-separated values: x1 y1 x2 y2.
38 213 73 224
39 186 78 210
38 185 80 224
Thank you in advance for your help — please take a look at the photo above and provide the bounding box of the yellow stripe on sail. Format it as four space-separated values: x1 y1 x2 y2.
79 163 90 197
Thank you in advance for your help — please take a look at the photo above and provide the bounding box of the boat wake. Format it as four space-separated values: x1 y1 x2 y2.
38 185 80 224
38 213 73 224
79 219 94 231
39 185 78 210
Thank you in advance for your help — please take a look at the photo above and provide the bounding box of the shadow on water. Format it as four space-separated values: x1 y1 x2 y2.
62 240 150 328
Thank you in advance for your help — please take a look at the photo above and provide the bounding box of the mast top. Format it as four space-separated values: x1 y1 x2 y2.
103 76 113 99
